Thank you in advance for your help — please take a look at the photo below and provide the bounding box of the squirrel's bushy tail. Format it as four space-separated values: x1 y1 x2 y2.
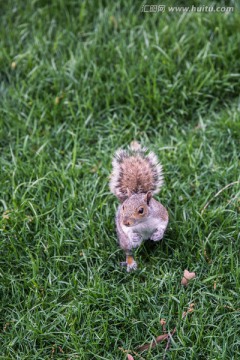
109 141 164 202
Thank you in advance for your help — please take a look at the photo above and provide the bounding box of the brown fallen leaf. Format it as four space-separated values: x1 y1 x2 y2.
163 328 177 359
182 303 195 317
137 328 178 353
204 249 212 263
127 354 135 360
54 94 64 105
118 347 144 360
181 277 188 286
136 303 195 356
184 270 196 280
3 322 10 331
137 334 169 352
160 318 167 333
181 269 196 286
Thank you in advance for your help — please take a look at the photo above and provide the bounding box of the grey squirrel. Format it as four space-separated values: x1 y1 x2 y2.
109 141 168 272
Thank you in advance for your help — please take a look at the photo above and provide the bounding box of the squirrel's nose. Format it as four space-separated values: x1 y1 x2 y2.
123 218 131 227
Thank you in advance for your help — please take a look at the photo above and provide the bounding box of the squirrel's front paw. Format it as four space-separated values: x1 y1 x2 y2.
131 233 142 248
150 228 164 241
127 260 137 272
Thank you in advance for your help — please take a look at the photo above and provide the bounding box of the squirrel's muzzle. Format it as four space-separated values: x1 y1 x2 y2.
123 217 134 227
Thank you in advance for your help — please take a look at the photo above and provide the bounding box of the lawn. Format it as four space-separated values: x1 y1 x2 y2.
0 1 240 359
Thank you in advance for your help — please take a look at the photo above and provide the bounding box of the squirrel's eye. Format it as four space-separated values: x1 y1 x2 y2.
138 207 144 214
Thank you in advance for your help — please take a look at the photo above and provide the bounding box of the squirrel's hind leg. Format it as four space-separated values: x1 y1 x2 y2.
120 251 137 272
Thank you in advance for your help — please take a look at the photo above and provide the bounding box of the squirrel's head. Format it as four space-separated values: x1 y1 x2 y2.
120 191 152 227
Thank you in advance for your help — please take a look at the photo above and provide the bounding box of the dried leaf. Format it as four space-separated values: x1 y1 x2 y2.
204 249 212 263
127 354 135 360
136 304 195 354
137 333 169 352
11 62 17 69
160 318 167 332
183 270 196 280
181 277 188 286
182 303 195 318
181 269 196 286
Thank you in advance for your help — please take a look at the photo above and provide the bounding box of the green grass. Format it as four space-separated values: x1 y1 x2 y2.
0 1 240 359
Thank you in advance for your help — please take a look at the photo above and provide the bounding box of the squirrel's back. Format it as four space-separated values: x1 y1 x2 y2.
109 141 163 202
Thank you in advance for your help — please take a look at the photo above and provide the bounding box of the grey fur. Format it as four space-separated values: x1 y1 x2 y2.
110 142 169 272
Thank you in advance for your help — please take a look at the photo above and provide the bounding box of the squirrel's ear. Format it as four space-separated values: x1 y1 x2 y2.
144 191 152 205
127 188 132 198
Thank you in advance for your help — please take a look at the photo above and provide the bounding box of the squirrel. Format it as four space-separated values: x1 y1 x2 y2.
109 141 168 272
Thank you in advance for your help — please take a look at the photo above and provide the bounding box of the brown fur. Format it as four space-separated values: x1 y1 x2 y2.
126 255 134 265
109 143 163 202
120 156 153 194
